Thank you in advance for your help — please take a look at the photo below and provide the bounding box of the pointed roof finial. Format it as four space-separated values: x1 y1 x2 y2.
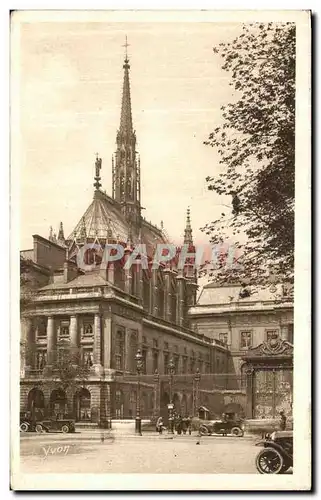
94 154 102 190
49 226 53 241
160 220 164 230
58 221 65 243
123 35 130 62
119 38 133 136
184 207 193 245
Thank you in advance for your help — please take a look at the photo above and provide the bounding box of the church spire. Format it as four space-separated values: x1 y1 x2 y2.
57 222 65 246
113 37 141 229
184 207 193 245
119 36 133 137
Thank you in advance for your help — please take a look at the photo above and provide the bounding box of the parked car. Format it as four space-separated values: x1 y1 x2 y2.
193 408 244 437
255 430 293 474
35 418 76 434
199 414 244 437
20 412 34 432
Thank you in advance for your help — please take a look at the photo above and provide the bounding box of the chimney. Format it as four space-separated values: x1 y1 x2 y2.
63 260 78 284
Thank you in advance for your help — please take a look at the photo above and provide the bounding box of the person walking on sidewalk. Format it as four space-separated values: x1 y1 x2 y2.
156 416 164 434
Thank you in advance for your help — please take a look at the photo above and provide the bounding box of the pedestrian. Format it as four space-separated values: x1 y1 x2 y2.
156 416 164 434
279 411 287 430
175 414 182 435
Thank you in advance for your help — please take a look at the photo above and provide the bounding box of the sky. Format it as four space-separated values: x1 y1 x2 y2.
18 19 243 250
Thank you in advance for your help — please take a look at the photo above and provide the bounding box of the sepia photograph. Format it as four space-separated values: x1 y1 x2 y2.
10 9 311 491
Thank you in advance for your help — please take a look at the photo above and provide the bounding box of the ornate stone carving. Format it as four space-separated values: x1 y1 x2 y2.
245 336 293 357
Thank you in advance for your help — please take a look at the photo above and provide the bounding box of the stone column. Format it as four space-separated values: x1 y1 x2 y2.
93 313 103 375
158 349 164 375
47 316 56 365
70 315 78 362
103 316 112 369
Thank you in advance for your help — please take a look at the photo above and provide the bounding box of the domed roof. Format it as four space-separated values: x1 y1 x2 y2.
68 190 129 243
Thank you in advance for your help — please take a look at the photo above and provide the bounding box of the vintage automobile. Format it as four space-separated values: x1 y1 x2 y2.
196 409 244 437
255 430 293 474
34 418 76 434
20 412 34 432
20 413 75 434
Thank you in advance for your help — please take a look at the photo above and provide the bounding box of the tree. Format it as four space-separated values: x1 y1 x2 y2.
202 23 295 296
45 340 91 393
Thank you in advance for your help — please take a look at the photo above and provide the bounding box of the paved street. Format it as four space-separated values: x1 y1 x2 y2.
20 431 261 474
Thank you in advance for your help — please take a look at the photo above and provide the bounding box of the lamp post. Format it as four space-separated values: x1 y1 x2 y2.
135 349 143 435
194 368 201 416
168 358 175 434
153 369 160 420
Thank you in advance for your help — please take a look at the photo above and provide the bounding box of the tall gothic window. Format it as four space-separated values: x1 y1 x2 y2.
157 274 165 319
171 281 177 323
143 273 150 311
115 329 125 370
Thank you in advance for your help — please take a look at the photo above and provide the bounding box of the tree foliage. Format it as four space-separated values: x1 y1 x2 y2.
23 339 91 392
202 22 295 294
45 341 91 392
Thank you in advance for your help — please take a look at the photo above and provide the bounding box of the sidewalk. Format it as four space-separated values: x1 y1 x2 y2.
20 429 258 442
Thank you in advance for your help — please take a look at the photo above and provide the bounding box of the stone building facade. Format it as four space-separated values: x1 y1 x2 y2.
189 282 294 419
20 49 230 426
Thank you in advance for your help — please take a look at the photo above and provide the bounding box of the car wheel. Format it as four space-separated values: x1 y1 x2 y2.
20 422 29 432
35 424 43 433
61 424 70 433
231 426 244 437
199 425 210 436
256 447 284 474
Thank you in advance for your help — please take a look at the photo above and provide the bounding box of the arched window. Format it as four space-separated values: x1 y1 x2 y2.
74 388 91 422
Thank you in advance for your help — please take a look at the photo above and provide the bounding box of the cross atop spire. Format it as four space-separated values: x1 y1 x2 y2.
184 207 193 245
119 39 133 135
123 35 130 62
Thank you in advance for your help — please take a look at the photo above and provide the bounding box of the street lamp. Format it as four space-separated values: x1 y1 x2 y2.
194 368 201 416
153 369 160 420
135 349 143 435
168 358 175 434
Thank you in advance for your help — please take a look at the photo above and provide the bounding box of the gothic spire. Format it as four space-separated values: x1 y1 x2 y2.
184 207 193 245
119 36 133 137
57 222 65 246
